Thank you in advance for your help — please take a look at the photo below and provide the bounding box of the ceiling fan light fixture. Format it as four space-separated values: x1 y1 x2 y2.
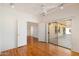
59 4 64 10
10 3 15 8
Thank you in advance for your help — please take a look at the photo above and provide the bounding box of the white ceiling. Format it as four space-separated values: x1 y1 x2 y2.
1 3 79 16
14 3 61 15
0 3 60 15
0 3 79 23
14 3 79 17
38 3 79 23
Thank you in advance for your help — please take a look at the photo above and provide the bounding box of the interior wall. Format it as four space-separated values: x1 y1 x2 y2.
0 4 39 51
0 4 5 52
0 5 17 51
72 17 79 52
38 23 46 42
0 14 2 52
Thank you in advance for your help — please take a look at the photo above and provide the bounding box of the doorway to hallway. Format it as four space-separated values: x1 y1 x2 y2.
48 19 72 49
27 22 38 44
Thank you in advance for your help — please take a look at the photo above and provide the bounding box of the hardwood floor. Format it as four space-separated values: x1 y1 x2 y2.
0 36 79 56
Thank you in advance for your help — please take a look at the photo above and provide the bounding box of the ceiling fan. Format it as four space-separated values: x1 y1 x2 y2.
40 3 64 16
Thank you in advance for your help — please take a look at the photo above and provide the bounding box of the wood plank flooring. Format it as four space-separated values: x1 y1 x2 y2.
0 36 79 56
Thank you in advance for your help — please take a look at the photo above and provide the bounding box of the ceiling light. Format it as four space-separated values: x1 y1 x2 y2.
58 3 64 10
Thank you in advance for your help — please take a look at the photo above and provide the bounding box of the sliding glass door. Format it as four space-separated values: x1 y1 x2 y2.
48 22 58 45
48 20 72 49
58 20 72 49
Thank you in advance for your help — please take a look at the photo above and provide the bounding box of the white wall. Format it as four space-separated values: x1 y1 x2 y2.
0 4 39 51
0 34 1 51
72 17 79 52
0 5 3 52
38 23 46 42
0 6 17 51
0 6 2 52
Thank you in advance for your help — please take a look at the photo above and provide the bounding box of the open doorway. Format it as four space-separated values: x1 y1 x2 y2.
27 22 38 44
48 19 72 49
